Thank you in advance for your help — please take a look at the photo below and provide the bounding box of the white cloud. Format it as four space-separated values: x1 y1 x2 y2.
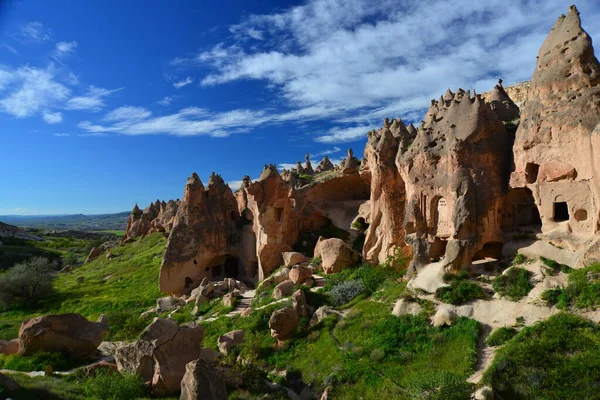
157 96 174 106
55 41 78 55
310 146 341 158
1 44 18 55
66 86 123 111
104 106 152 121
0 65 70 117
180 0 600 143
278 162 297 170
21 22 51 42
53 133 70 137
42 110 63 124
172 76 194 89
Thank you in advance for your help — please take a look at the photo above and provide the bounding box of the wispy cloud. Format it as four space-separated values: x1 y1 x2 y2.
1 44 18 55
53 133 70 137
172 76 194 89
66 86 123 111
316 126 372 144
42 110 63 124
104 106 152 121
310 146 341 158
55 41 78 56
157 96 174 106
21 22 51 42
247 28 264 40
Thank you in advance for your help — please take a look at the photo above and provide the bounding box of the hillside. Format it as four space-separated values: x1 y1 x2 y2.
0 212 129 231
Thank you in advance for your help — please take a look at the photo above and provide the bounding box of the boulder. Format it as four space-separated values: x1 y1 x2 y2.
474 386 494 400
292 289 309 318
314 237 360 274
18 313 108 358
81 360 118 377
157 296 185 313
0 339 19 355
310 306 343 327
198 348 219 363
221 293 238 308
115 318 205 397
217 330 246 356
180 359 227 400
0 372 19 392
256 268 290 291
269 308 299 343
431 306 457 327
288 265 313 284
283 252 307 267
391 299 423 317
273 280 295 299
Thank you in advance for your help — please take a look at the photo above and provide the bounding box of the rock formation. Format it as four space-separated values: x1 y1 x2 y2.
180 359 227 400
18 313 108 358
124 199 180 240
315 156 335 173
510 6 600 240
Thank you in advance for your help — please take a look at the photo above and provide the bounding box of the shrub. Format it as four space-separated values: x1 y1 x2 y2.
330 280 365 306
369 348 385 362
483 313 600 399
405 370 474 400
492 268 533 301
436 272 486 305
540 257 572 274
512 253 527 265
486 327 517 346
0 352 79 372
0 257 57 309
83 369 147 400
539 263 600 310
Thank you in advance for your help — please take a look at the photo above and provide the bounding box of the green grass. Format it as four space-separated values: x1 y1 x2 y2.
486 327 517 346
435 271 487 305
0 352 89 372
483 312 600 399
0 233 166 342
541 262 600 310
493 267 534 301
540 256 573 275
97 230 126 237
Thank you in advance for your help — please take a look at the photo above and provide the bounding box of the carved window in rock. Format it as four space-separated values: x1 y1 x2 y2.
274 207 284 223
434 197 452 238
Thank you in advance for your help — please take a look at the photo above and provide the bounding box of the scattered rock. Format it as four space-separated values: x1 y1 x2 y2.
97 314 109 325
0 339 19 355
474 386 494 400
81 360 118 377
391 299 423 317
314 237 360 274
289 265 313 284
273 279 295 299
431 306 457 327
180 359 227 400
217 330 246 355
283 252 307 267
269 308 299 343
157 296 185 313
18 313 108 358
292 289 310 318
309 306 343 327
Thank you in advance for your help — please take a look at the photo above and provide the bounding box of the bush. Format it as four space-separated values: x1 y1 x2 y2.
330 280 365 306
83 369 147 400
512 253 527 265
540 263 600 310
493 268 533 301
436 272 487 305
483 313 600 399
0 257 56 309
0 352 79 372
486 327 517 346
540 257 572 274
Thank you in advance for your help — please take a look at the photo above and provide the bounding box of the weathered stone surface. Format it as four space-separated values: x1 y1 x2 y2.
19 313 108 358
431 306 456 327
484 82 520 121
221 292 238 308
283 252 307 267
288 265 313 284
0 339 19 355
474 386 494 400
315 156 335 174
391 299 423 317
273 279 295 299
309 306 343 327
180 359 227 400
217 330 245 355
157 296 185 313
124 200 180 240
292 289 309 318
510 6 600 237
314 237 360 274
341 149 359 175
269 308 299 342
115 318 205 396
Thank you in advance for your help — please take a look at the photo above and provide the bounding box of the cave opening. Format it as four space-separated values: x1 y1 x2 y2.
553 202 569 222
472 242 504 261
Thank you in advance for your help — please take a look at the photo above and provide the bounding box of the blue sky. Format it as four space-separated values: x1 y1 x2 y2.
0 0 598 215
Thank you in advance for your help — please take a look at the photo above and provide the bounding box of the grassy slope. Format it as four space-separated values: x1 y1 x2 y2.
0 233 165 341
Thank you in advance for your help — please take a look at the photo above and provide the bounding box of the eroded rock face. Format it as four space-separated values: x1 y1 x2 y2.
19 313 108 358
269 308 299 343
180 359 227 400
315 156 335 174
115 318 204 397
124 199 181 240
314 237 360 274
160 173 245 294
363 119 414 264
398 87 510 272
510 6 600 236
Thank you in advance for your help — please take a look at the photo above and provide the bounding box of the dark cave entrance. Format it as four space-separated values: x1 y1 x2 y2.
502 188 542 231
553 202 569 222
224 256 239 278
472 242 504 261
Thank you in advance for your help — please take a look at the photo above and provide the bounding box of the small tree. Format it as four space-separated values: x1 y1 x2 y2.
0 257 57 309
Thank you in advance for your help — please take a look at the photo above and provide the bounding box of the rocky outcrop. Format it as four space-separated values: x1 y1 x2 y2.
18 313 108 358
0 221 42 241
340 149 359 175
160 173 244 294
363 119 414 264
510 6 600 237
180 359 227 400
485 82 520 121
217 330 245 355
398 86 510 272
269 308 298 343
314 237 360 274
124 200 181 240
115 318 204 396
283 252 307 267
315 156 335 174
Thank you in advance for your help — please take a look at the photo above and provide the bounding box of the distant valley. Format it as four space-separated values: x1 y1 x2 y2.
0 211 129 231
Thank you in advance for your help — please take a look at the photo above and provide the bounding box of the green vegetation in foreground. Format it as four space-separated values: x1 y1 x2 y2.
541 262 600 310
435 271 487 305
540 256 573 274
483 313 600 399
485 326 517 347
0 233 166 342
492 267 534 301
0 351 88 372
